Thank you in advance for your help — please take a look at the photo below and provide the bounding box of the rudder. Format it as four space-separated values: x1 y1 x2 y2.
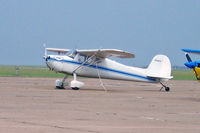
146 55 172 79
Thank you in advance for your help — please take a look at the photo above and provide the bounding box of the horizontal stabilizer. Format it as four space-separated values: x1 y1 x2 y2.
147 75 173 79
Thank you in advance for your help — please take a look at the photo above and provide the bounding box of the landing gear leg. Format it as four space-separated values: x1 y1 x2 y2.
56 74 68 89
70 73 84 90
159 81 170 92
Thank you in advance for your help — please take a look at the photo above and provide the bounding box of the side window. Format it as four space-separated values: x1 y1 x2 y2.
78 55 86 62
86 56 101 64
86 56 94 64
198 63 200 67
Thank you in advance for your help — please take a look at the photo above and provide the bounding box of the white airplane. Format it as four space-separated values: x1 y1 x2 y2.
43 48 173 91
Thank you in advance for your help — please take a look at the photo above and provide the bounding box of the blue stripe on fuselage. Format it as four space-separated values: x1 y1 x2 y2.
47 57 156 82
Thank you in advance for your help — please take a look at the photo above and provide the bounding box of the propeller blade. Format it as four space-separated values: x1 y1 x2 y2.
185 53 192 62
43 43 47 57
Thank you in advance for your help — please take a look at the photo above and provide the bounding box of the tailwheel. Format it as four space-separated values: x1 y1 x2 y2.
165 87 170 92
160 82 170 92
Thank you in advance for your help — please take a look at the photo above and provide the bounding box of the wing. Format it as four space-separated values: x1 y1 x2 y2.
182 49 200 55
46 48 70 54
76 49 135 58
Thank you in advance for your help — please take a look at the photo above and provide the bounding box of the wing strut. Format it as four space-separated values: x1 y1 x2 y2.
73 54 96 73
95 62 107 91
72 50 108 91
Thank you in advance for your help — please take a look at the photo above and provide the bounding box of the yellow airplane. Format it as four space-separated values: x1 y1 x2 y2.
182 49 200 80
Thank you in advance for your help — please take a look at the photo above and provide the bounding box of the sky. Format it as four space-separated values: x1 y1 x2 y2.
0 0 200 66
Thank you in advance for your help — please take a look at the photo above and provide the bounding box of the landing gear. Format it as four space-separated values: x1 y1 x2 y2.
72 87 80 90
70 73 84 90
55 73 84 90
55 75 68 89
165 87 170 92
160 82 170 92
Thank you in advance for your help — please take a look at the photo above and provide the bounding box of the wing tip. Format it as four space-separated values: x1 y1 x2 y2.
182 48 200 53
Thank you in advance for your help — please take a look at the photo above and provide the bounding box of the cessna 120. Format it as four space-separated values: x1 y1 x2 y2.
43 48 173 91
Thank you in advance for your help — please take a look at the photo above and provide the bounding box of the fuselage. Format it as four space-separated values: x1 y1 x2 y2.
45 54 157 83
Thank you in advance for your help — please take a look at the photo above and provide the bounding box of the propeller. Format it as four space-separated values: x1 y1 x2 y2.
185 53 200 80
43 43 47 57
186 53 192 62
43 43 49 61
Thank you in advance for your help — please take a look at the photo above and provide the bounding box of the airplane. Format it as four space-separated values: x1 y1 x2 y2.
182 49 200 80
43 48 173 91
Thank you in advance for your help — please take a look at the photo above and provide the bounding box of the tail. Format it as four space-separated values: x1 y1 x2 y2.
146 55 173 81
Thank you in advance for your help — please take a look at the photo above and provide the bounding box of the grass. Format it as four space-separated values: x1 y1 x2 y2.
0 65 196 80
0 65 65 78
172 70 196 80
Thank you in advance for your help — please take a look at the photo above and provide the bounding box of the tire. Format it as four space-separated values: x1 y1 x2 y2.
165 87 170 92
56 86 65 89
72 87 79 90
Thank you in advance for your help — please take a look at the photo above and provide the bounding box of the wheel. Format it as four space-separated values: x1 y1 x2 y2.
56 85 65 89
55 79 65 89
165 87 170 92
72 87 79 90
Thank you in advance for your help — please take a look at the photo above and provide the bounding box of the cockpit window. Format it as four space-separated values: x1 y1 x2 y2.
198 63 200 67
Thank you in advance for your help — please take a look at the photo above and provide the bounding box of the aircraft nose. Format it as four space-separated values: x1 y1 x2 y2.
43 56 50 61
184 62 195 69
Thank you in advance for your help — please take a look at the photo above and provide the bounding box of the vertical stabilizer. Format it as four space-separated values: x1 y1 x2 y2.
146 55 173 79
